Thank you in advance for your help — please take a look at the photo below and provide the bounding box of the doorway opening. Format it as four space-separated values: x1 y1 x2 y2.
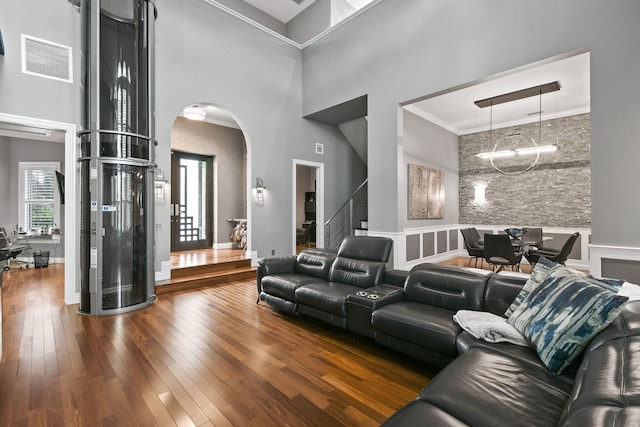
170 104 248 256
0 113 78 304
293 160 324 254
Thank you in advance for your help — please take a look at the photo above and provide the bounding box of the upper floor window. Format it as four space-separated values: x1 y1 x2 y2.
19 162 60 232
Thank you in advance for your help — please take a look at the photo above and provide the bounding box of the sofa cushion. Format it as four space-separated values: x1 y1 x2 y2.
455 331 578 386
295 249 336 281
260 274 323 301
559 301 640 424
403 265 490 311
508 270 629 374
484 271 528 316
418 348 573 426
295 282 363 317
329 257 385 287
372 301 460 357
560 335 640 425
336 235 393 262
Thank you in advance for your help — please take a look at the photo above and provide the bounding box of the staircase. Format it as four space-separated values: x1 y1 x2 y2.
156 258 255 295
325 179 368 251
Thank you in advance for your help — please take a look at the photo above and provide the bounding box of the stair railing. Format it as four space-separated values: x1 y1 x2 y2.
324 179 368 251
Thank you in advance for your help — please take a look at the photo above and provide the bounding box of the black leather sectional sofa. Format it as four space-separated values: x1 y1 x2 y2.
257 236 640 426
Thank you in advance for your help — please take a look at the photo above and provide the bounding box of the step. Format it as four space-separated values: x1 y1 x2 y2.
157 259 255 295
170 259 252 280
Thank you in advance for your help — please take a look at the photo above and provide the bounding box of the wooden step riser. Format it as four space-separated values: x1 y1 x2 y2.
171 259 252 279
157 269 256 295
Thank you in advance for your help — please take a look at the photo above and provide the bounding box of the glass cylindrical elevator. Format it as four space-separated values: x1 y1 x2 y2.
79 0 157 315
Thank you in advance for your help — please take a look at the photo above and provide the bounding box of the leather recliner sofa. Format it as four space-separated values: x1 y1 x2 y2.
371 263 525 368
258 243 640 426
257 235 396 328
382 299 640 426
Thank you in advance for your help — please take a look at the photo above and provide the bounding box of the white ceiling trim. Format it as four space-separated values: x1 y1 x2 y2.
201 0 383 49
202 0 302 48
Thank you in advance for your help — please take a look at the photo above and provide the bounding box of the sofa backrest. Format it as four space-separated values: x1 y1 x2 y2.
336 235 393 262
295 248 337 280
328 236 393 287
483 271 528 316
559 301 640 425
404 264 492 311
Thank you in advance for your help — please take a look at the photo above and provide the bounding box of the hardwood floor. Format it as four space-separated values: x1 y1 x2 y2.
170 248 251 269
0 265 434 426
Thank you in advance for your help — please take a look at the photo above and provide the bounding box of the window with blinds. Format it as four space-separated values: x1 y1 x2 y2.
19 162 60 232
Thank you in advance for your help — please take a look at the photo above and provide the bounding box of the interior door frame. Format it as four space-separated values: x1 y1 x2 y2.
0 113 78 304
170 150 214 251
292 159 324 254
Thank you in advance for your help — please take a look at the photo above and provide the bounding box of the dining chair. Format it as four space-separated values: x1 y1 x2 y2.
525 232 579 266
522 227 543 248
483 233 522 272
460 228 484 268
468 227 484 246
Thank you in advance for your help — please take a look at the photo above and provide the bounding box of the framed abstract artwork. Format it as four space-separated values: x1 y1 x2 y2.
408 163 445 219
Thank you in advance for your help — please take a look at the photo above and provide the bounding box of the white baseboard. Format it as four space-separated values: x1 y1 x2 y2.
248 250 258 267
155 260 172 283
213 242 233 249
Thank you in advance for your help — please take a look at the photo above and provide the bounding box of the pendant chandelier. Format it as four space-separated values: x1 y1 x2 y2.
475 82 560 175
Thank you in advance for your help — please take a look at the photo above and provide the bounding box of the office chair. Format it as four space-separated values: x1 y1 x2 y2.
0 227 30 270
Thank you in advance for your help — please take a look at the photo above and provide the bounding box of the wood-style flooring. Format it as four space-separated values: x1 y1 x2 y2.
0 264 435 426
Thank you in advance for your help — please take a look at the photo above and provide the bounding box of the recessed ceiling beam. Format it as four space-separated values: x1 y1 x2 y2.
474 81 561 108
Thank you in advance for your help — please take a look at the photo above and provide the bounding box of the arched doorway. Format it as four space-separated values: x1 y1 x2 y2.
169 104 250 254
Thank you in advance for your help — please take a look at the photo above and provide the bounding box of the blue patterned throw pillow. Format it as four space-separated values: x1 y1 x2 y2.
507 270 628 374
504 257 560 317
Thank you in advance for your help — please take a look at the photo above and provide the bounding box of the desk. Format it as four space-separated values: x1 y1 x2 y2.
15 234 63 263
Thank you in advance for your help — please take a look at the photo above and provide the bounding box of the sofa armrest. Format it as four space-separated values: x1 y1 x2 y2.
384 270 409 287
256 256 297 297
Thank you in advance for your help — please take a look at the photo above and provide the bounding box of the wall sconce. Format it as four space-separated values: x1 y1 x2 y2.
473 183 487 202
255 177 266 205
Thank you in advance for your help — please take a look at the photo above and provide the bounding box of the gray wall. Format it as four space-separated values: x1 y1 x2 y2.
171 117 246 245
0 137 66 257
301 0 640 251
2 138 65 232
402 109 459 228
459 113 591 227
0 0 368 270
287 0 331 45
3 0 640 274
0 0 80 124
0 138 9 228
154 0 366 261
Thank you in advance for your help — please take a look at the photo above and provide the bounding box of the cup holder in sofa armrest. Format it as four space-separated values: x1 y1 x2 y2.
347 285 404 310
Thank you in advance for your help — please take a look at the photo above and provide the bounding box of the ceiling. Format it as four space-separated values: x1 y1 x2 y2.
404 52 591 135
241 0 375 24
241 0 317 23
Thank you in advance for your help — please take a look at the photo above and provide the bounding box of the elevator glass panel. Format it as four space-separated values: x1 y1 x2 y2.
101 163 148 310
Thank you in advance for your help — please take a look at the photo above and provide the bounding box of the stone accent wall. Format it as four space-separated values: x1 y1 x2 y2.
459 113 591 228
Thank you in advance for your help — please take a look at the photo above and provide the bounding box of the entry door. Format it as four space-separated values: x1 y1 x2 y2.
171 151 213 251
